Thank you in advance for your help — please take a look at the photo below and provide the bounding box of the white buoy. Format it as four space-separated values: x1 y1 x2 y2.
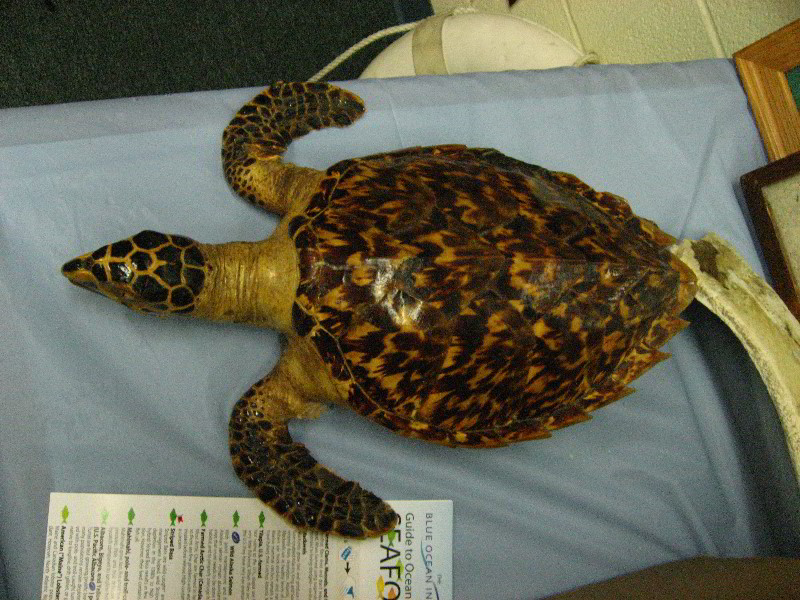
360 10 595 79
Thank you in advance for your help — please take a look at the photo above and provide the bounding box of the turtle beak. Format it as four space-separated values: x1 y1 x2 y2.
61 253 102 291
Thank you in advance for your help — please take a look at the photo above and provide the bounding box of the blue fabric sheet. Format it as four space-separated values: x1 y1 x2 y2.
0 60 783 599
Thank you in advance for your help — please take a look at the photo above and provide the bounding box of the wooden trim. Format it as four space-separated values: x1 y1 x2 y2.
734 20 800 162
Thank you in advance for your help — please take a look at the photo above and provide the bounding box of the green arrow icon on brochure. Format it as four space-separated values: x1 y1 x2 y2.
233 510 240 528
201 510 208 527
386 530 397 546
61 506 69 524
128 508 135 525
259 511 265 528
170 508 178 526
101 508 109 525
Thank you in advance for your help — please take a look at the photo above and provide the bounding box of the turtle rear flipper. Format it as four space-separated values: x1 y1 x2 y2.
222 82 365 214
228 366 398 538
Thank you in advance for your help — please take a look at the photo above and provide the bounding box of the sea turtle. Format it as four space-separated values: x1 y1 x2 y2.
62 81 697 538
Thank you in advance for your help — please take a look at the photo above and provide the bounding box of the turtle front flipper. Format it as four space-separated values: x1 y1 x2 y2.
228 365 398 538
222 82 365 214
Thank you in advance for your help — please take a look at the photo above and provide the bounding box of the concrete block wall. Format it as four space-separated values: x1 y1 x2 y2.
431 0 800 63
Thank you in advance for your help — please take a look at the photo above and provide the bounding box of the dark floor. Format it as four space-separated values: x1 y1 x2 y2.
0 0 431 108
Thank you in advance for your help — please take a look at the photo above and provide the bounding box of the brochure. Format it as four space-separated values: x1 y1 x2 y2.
41 492 452 600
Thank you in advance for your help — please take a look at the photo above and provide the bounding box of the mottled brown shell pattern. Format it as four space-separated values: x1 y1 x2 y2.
290 146 696 447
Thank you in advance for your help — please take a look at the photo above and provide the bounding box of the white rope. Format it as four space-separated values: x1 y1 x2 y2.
308 20 423 82
573 51 600 67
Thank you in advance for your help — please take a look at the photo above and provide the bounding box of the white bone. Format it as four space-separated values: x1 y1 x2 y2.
672 233 800 480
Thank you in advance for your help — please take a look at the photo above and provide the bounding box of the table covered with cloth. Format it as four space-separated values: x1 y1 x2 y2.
1 60 796 599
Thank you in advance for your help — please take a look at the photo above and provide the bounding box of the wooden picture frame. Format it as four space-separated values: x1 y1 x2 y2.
733 20 800 162
740 151 800 320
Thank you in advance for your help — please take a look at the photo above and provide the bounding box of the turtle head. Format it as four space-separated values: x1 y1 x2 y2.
62 230 208 316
